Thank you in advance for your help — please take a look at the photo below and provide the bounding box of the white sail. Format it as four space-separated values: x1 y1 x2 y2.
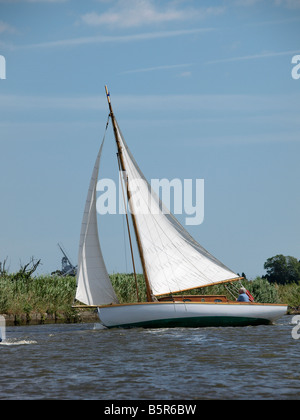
76 140 119 306
115 121 239 296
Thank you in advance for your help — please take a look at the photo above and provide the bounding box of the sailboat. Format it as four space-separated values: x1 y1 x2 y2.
74 87 287 329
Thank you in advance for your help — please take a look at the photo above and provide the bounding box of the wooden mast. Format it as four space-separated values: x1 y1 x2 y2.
105 86 153 302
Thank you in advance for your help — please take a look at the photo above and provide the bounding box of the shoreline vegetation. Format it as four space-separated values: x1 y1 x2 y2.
0 273 299 326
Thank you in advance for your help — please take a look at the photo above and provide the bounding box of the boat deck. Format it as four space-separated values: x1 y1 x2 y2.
158 295 229 303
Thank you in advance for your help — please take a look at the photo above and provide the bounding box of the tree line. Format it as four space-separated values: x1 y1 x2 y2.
1 254 299 285
262 254 300 285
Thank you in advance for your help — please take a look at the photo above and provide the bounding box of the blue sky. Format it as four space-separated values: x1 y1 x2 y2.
0 0 299 279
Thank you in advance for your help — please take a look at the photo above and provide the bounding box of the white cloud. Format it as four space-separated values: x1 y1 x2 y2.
81 0 225 28
0 20 16 34
0 0 67 2
237 0 300 6
21 28 214 49
27 0 68 2
178 71 192 78
121 63 192 75
1 93 298 144
274 0 300 7
235 0 262 5
206 49 300 64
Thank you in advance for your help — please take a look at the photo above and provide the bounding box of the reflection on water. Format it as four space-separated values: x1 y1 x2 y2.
0 316 299 400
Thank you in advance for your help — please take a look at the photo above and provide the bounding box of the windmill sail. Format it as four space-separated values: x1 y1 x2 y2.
76 139 119 306
114 120 239 297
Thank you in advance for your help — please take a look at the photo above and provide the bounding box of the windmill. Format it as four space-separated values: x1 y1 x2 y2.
56 243 77 276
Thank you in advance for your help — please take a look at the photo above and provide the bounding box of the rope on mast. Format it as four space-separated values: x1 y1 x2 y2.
117 152 140 302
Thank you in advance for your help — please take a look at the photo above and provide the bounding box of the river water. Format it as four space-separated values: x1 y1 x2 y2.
0 315 299 400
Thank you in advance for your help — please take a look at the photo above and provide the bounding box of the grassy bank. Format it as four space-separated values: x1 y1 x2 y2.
0 275 79 325
0 273 299 325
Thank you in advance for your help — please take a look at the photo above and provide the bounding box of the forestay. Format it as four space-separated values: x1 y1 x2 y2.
115 121 239 296
76 140 119 306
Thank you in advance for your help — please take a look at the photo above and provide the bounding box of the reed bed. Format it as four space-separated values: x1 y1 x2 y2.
0 274 78 324
0 273 299 325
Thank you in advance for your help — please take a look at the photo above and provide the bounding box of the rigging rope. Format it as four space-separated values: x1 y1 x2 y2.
117 152 140 302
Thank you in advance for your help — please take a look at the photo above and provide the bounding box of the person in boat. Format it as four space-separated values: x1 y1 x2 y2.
237 287 250 302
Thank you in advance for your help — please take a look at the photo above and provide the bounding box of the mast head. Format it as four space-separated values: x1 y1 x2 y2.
105 85 111 104
105 85 114 118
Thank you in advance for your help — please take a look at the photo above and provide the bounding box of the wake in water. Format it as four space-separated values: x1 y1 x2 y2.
0 316 37 345
0 339 37 346
0 316 5 343
93 323 107 330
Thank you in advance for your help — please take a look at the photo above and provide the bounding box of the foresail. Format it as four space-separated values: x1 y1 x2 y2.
76 140 119 306
115 121 239 296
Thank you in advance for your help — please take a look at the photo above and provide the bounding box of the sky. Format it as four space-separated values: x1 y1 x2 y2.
0 0 299 280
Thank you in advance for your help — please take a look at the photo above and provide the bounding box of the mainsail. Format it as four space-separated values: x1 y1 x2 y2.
76 139 119 306
114 121 239 297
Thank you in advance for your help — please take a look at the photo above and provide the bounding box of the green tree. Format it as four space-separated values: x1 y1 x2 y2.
263 254 300 285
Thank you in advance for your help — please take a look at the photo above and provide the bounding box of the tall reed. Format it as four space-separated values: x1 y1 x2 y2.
0 273 299 322
0 274 77 320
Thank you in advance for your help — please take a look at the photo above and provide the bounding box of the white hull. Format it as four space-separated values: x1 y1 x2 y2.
97 301 287 329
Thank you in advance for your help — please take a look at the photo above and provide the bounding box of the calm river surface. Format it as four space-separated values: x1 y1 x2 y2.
0 315 299 400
